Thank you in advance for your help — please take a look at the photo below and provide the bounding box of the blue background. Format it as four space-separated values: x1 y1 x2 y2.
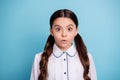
0 0 120 80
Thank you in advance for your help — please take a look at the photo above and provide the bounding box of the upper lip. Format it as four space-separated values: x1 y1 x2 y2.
61 39 67 41
61 40 68 42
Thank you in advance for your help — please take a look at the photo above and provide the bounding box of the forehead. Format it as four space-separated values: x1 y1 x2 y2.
53 17 75 26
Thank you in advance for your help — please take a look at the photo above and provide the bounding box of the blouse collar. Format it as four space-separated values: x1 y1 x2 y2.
53 44 77 58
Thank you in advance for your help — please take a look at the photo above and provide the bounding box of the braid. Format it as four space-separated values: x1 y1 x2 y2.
38 35 54 80
74 33 90 80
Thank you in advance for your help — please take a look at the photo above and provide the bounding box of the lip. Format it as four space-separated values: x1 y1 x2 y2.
61 40 68 44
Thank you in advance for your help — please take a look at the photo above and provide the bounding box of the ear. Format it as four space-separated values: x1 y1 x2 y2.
50 28 53 36
75 28 78 36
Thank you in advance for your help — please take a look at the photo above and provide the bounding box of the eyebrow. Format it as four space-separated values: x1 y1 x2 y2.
67 24 74 27
52 25 62 29
53 24 75 28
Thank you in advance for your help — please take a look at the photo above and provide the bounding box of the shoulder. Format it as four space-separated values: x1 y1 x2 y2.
88 52 94 60
87 52 95 65
33 52 43 63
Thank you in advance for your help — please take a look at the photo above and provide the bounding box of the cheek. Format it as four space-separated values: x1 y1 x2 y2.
68 34 76 41
53 34 60 41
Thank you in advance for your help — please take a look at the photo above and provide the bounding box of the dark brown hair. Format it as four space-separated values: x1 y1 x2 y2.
39 9 90 80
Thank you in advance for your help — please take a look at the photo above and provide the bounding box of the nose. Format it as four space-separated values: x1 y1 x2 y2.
62 29 67 37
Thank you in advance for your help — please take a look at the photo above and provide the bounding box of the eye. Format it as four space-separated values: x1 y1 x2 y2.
68 27 72 31
53 25 61 32
67 24 74 31
55 27 61 31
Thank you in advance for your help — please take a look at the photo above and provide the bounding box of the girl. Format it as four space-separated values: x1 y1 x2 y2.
30 9 97 80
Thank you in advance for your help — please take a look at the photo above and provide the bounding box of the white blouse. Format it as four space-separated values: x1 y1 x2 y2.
30 44 97 80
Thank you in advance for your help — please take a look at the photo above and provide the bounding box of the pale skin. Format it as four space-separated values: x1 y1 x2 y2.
50 17 78 51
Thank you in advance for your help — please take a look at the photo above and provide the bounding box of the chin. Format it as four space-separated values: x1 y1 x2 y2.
60 44 69 49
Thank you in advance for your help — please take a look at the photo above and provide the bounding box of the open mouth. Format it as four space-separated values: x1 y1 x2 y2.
61 40 68 44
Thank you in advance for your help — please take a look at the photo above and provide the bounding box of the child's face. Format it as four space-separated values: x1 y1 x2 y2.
50 17 78 51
